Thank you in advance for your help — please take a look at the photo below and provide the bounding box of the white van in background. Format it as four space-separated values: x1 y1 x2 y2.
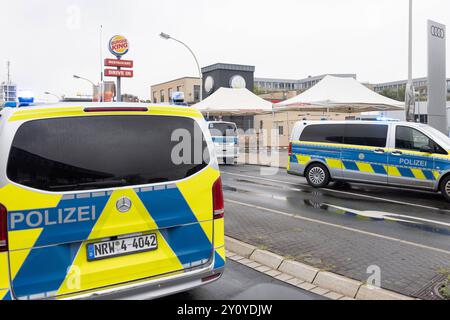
208 121 239 165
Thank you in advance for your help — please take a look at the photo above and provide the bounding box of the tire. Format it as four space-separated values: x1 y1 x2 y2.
440 175 450 202
305 163 330 188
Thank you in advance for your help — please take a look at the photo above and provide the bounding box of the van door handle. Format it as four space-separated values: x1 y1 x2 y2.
374 149 385 154
392 151 403 156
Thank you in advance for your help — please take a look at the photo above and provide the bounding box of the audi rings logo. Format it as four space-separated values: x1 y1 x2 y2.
431 25 445 39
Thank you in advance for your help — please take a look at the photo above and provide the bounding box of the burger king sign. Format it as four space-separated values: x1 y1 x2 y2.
109 35 129 57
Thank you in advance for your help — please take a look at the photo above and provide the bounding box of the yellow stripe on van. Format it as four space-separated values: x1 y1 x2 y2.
433 171 441 180
214 219 225 249
0 184 61 211
0 253 9 289
356 162 374 174
8 106 203 122
177 167 220 224
388 166 402 177
216 246 226 262
296 155 311 165
0 290 8 300
411 169 427 180
8 229 43 280
57 188 183 296
326 159 343 169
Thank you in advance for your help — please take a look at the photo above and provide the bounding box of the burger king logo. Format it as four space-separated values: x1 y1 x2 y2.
109 35 129 57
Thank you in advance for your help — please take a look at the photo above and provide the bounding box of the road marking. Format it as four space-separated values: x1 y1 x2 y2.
222 172 450 212
226 199 450 256
324 204 450 228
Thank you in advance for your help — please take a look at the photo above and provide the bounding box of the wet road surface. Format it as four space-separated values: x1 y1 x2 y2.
220 164 450 298
165 260 324 300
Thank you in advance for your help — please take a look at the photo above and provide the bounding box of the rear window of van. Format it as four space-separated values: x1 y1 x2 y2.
7 116 210 191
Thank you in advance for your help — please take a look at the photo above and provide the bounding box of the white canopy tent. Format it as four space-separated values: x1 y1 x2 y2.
193 87 273 115
274 75 404 113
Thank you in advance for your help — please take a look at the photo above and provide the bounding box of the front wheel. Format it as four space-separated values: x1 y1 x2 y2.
305 163 330 188
440 176 450 202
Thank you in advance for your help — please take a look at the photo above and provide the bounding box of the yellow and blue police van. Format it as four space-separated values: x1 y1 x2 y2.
0 103 225 300
207 121 239 165
288 121 450 202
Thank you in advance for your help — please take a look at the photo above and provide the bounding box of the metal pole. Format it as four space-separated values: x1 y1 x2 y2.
163 35 202 101
100 25 104 102
405 0 415 122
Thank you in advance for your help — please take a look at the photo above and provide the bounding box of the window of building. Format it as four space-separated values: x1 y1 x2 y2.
152 91 157 103
160 90 165 103
168 88 173 102
194 85 201 102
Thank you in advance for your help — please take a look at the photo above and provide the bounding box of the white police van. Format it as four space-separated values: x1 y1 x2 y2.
208 121 239 165
288 121 450 202
0 103 226 300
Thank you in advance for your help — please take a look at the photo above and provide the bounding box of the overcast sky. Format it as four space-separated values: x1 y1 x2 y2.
1 0 449 101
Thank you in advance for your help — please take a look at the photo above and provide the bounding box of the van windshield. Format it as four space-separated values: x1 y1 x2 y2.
209 123 237 137
7 116 210 192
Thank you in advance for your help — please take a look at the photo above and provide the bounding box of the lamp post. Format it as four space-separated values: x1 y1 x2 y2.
44 91 62 101
405 0 415 122
73 75 97 101
159 32 203 102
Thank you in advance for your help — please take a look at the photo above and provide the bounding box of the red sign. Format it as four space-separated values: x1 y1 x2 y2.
104 59 134 68
104 69 134 78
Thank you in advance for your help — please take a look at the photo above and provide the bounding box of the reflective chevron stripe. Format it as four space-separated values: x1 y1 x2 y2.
290 142 445 182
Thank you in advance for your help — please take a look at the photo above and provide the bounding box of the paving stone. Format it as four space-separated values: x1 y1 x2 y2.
224 199 442 298
274 273 294 282
324 292 345 300
297 282 316 291
265 270 282 277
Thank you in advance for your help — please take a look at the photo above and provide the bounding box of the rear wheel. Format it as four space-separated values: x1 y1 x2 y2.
440 175 450 202
306 163 330 188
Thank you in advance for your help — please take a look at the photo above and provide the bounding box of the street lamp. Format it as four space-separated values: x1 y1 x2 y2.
44 91 62 101
73 74 96 86
73 75 98 102
159 32 203 102
405 0 415 122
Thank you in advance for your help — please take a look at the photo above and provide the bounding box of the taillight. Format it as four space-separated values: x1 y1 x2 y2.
84 107 148 113
212 177 224 220
0 204 8 252
288 143 293 156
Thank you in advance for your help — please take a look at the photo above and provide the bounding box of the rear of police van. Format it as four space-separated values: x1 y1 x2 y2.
0 105 225 300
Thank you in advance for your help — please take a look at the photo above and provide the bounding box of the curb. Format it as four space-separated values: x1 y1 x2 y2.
225 236 415 301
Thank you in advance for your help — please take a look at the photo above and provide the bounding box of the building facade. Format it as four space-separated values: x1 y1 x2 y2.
202 63 255 98
0 81 17 104
150 77 201 105
254 74 357 93
373 77 450 101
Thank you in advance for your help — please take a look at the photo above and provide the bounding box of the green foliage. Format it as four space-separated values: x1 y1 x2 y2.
379 87 405 102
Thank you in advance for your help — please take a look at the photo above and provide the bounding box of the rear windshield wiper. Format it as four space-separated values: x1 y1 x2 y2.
48 179 127 190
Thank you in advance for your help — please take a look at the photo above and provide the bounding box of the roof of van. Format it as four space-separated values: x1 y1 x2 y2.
0 102 204 121
297 120 424 127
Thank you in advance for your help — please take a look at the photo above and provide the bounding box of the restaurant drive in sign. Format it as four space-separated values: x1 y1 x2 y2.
104 58 133 68
104 69 134 78
109 35 129 57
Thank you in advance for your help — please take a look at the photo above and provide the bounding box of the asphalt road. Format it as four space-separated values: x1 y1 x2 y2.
220 164 450 299
165 260 324 300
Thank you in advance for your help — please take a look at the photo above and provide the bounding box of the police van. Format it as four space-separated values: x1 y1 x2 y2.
208 121 239 165
288 121 450 202
0 103 225 300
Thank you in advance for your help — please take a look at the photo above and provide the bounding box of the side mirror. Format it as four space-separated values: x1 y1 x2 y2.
420 145 433 154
